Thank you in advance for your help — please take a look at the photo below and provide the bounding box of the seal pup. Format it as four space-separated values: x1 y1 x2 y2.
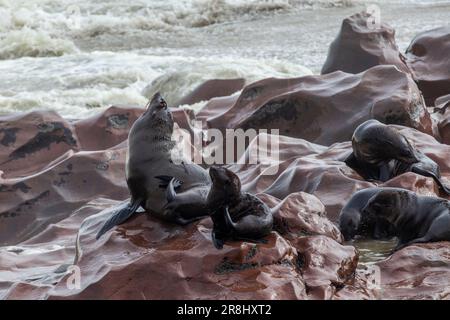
339 187 396 241
345 119 450 195
362 188 450 251
206 166 273 249
96 93 211 239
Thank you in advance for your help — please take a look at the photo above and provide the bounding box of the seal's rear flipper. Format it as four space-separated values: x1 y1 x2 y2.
96 198 143 240
411 166 450 195
155 175 183 189
162 177 183 203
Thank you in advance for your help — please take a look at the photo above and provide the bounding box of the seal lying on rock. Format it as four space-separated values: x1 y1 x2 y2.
207 166 273 249
339 187 396 241
362 188 450 251
96 93 211 239
345 119 450 195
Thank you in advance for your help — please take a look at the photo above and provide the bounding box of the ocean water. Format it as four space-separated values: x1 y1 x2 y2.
0 0 449 118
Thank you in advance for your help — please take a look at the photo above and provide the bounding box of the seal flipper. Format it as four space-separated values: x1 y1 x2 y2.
224 206 237 230
211 229 225 250
155 175 183 189
411 166 450 195
159 177 183 203
96 198 143 240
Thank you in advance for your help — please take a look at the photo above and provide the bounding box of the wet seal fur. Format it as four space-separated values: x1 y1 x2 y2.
362 188 450 251
206 166 273 249
339 187 397 241
345 119 450 195
96 93 211 239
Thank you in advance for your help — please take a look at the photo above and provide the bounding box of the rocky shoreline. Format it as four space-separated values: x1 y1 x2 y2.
1 12 450 300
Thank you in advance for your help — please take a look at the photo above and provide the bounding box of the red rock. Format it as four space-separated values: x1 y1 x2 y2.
258 192 343 243
207 66 432 146
432 95 450 145
374 242 450 299
406 27 450 106
73 106 142 151
1 105 449 300
0 110 80 178
176 78 245 107
335 244 450 299
322 12 409 75
291 236 358 300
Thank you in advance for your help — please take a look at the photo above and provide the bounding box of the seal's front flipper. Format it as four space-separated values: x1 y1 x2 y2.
224 206 237 230
234 236 268 244
173 215 204 225
96 198 143 240
343 152 356 167
411 166 450 195
211 230 225 250
393 236 429 252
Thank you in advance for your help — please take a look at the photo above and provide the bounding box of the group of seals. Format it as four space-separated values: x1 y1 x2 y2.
345 119 450 195
340 120 450 250
96 95 447 252
96 93 273 248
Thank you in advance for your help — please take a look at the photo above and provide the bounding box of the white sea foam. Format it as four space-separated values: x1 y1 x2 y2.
0 0 358 59
0 0 448 117
142 56 312 106
0 51 312 118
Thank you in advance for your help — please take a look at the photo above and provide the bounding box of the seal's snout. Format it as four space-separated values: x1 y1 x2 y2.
209 166 221 181
148 92 165 107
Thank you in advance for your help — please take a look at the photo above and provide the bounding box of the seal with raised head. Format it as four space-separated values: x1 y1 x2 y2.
207 166 273 249
362 188 450 251
345 119 450 195
96 93 211 239
339 187 397 241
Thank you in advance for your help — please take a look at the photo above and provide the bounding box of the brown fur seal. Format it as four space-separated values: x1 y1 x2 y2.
206 166 273 249
362 188 450 251
339 187 396 241
96 93 211 239
345 119 450 195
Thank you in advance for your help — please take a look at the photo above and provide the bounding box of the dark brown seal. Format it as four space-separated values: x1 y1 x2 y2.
338 187 396 241
345 119 450 195
206 166 273 249
362 188 450 251
96 93 211 239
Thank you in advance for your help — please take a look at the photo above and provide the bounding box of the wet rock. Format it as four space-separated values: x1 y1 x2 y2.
406 27 450 106
258 192 343 242
49 210 308 300
208 66 431 145
291 236 358 299
73 106 141 151
0 111 80 178
432 95 450 145
176 78 245 107
339 243 450 300
1 105 449 300
322 12 409 75
374 242 450 299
